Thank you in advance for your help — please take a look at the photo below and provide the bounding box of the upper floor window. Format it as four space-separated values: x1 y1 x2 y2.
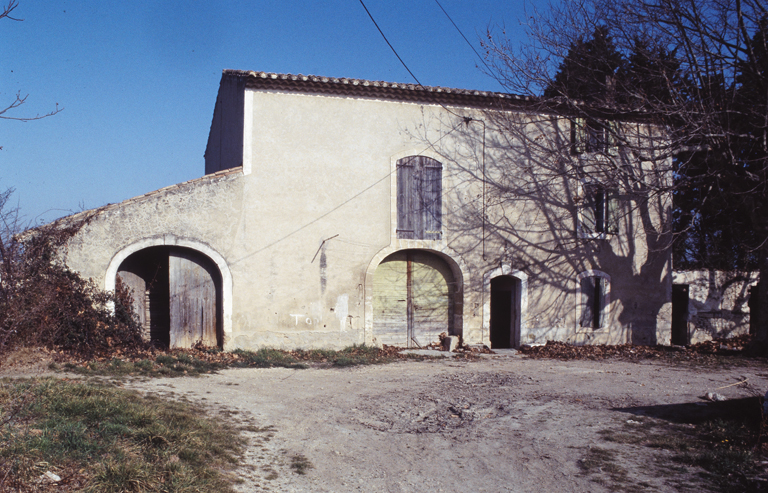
571 118 618 155
397 156 442 240
579 183 618 236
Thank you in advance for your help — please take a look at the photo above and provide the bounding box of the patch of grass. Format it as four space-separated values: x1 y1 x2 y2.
577 446 630 488
56 344 433 379
597 407 763 492
0 377 243 492
290 454 313 475
64 353 228 378
233 348 308 369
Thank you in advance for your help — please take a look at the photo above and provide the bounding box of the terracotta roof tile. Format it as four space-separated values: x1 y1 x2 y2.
223 69 532 109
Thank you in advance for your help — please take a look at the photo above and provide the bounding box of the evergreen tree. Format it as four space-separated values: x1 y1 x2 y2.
544 26 624 104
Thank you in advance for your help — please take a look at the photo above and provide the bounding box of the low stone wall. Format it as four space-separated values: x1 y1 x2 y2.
672 270 757 343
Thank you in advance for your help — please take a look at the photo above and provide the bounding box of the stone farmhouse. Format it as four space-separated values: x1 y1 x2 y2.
59 69 683 351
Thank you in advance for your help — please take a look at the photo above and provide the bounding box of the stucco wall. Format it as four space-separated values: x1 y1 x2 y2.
672 270 757 342
62 83 673 350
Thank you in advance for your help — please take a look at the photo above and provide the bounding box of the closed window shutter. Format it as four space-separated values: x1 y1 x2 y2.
596 277 605 328
421 159 442 240
571 118 587 154
594 189 606 233
606 191 620 234
581 184 597 234
397 156 442 240
580 276 596 328
397 158 415 239
607 121 620 155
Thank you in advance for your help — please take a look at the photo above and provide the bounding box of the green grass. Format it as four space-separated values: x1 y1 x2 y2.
54 344 431 378
0 378 244 492
232 348 308 369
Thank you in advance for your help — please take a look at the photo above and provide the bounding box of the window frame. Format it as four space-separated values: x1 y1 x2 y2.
578 182 619 238
571 118 619 155
577 270 611 331
396 155 443 240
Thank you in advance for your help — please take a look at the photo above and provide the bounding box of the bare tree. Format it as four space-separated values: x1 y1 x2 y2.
0 1 60 150
475 0 768 343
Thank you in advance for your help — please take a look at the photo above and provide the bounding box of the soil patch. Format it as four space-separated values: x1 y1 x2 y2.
124 353 768 492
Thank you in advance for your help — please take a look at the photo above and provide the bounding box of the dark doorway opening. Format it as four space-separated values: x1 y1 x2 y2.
490 275 520 349
671 284 690 345
117 246 222 349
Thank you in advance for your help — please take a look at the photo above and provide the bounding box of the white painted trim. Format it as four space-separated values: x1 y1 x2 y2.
482 265 528 347
363 245 467 346
104 235 233 340
576 270 611 331
242 89 254 176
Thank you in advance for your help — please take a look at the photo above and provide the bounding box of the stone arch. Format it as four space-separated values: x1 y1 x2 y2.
364 245 467 346
105 235 233 346
482 266 529 349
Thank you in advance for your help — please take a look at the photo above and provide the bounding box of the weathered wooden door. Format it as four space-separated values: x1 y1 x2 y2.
116 270 149 340
373 250 454 347
169 250 218 348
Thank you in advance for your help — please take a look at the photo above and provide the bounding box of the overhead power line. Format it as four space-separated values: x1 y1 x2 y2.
433 0 496 77
357 0 424 86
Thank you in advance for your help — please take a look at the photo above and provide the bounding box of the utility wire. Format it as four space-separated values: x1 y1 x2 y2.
357 0 424 86
433 0 496 77
357 0 478 123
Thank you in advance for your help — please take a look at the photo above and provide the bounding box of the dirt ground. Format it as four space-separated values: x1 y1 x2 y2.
118 352 768 493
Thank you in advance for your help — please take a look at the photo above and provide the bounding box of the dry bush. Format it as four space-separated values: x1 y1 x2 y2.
0 188 145 358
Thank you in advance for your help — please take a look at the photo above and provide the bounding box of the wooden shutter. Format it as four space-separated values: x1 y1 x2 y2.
420 158 442 240
580 276 604 329
397 158 415 239
397 156 442 240
596 277 605 328
607 120 620 155
606 191 620 234
594 188 606 233
580 276 595 328
571 118 587 154
581 184 597 234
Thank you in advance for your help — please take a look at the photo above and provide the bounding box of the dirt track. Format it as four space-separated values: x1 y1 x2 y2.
127 353 768 492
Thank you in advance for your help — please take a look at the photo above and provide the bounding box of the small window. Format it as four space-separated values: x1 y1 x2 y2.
579 272 610 329
580 183 618 236
571 118 618 155
397 156 442 240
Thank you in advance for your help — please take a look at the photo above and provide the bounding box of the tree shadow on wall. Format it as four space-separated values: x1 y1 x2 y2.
414 105 674 345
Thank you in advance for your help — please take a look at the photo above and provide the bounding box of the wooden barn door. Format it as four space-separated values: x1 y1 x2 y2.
373 250 454 347
169 250 218 348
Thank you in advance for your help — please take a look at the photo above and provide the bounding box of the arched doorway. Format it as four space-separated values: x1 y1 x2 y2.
372 250 456 347
116 246 222 348
490 275 522 349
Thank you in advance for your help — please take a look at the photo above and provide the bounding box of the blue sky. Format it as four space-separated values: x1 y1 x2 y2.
2 0 536 224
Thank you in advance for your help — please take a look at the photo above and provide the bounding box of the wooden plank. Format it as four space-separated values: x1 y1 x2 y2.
169 250 218 348
372 251 408 345
117 270 148 340
410 251 453 346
